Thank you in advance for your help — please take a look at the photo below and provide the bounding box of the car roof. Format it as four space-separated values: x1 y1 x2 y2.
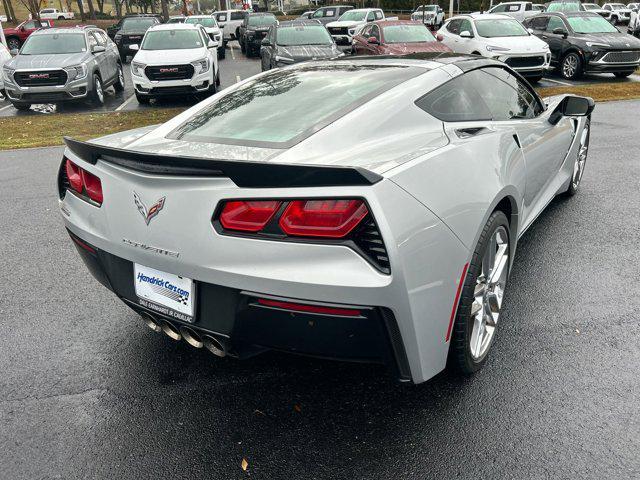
277 20 323 27
451 13 516 20
248 12 276 16
346 8 380 12
373 19 427 26
148 23 201 31
539 10 601 16
32 27 91 35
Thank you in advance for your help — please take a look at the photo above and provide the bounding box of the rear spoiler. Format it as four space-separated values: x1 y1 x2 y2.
63 137 382 188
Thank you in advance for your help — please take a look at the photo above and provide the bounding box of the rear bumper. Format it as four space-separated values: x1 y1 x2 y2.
68 229 412 381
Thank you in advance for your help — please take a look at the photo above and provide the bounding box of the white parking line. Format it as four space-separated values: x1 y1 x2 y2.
0 103 13 113
115 94 135 111
230 43 236 60
236 75 241 83
543 78 572 86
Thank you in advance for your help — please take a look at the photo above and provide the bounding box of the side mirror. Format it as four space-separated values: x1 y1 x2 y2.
527 27 534 34
436 33 444 41
549 95 595 124
261 37 270 46
553 27 568 38
91 45 106 53
367 36 379 44
129 44 139 51
460 30 473 38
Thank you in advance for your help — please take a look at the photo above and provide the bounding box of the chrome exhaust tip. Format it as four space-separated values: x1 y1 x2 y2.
180 326 203 349
140 313 162 333
202 334 227 357
161 321 182 341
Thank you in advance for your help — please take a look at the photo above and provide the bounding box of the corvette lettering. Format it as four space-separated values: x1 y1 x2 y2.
122 238 179 257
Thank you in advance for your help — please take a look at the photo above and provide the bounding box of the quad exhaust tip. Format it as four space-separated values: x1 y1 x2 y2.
140 313 162 333
203 334 227 357
161 320 182 341
180 326 204 349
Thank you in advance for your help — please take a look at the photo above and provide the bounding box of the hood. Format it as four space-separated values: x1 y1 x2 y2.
575 32 640 48
384 42 452 55
7 52 91 70
482 34 548 54
248 25 273 32
326 20 362 28
133 48 208 65
277 44 341 60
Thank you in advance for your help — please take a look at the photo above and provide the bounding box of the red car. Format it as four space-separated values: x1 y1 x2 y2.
2 19 52 51
352 20 451 56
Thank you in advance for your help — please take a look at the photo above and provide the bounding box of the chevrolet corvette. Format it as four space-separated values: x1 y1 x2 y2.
58 54 593 384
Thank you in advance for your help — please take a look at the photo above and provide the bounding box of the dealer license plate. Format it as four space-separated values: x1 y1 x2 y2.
134 264 194 322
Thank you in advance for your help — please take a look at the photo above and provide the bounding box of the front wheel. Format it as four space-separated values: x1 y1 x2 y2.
565 118 590 196
614 71 633 78
526 75 543 84
113 64 125 92
90 74 104 106
12 102 31 111
6 37 20 51
449 211 511 374
560 52 582 80
135 92 150 105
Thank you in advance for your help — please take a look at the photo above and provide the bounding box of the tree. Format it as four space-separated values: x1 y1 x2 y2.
160 0 169 21
16 0 45 21
2 0 17 23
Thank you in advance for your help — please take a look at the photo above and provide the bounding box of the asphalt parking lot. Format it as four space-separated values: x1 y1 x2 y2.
1 37 639 117
0 100 638 479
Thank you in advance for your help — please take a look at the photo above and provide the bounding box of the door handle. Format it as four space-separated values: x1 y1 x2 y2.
455 127 488 138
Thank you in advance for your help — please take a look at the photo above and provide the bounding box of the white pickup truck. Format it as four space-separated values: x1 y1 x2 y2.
39 8 75 20
482 2 538 21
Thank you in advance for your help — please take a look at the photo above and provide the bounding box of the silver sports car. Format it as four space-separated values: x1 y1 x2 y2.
58 54 593 384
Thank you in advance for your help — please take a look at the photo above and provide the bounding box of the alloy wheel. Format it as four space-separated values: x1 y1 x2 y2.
562 54 579 79
118 66 125 86
572 121 590 189
7 38 20 51
470 226 509 360
95 77 104 103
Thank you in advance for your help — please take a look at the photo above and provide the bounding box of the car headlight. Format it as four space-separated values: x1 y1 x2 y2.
586 42 611 48
274 55 294 64
192 58 209 73
2 66 15 83
65 64 87 81
486 45 511 52
131 61 145 77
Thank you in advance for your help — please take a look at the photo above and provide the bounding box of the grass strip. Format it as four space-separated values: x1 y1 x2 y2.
536 80 640 102
0 108 184 150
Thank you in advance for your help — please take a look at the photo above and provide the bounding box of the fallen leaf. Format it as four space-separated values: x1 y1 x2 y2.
254 409 265 416
241 458 248 471
575 329 580 334
294 404 301 413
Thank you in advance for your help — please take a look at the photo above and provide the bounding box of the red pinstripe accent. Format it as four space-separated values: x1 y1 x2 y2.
446 263 469 342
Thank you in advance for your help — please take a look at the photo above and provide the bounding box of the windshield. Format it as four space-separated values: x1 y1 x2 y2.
169 64 422 146
414 5 437 10
186 17 218 27
338 10 367 21
167 17 186 23
610 4 626 8
546 2 583 12
142 30 204 50
583 4 600 9
276 25 333 45
21 33 86 54
248 15 277 26
383 24 436 43
475 19 529 37
568 15 619 32
121 17 158 31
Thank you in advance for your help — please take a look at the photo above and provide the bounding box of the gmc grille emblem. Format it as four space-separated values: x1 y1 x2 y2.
159 68 179 73
29 73 50 79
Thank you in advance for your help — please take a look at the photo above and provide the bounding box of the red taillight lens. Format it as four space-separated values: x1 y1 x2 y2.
257 298 361 317
279 199 368 238
220 200 281 232
81 169 103 205
65 159 83 193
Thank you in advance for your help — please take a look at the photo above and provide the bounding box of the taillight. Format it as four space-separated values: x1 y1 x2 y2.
65 159 83 193
257 298 362 317
219 200 281 232
63 157 103 206
81 170 103 204
279 199 368 238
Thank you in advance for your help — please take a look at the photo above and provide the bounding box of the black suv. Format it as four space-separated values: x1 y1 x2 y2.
239 13 278 57
523 11 640 79
108 15 161 62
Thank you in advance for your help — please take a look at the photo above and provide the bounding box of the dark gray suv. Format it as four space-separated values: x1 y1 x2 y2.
2 26 124 110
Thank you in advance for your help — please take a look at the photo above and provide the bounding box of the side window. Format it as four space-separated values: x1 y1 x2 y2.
492 4 507 12
446 19 462 34
374 10 384 19
24 20 37 29
90 31 105 46
415 72 492 122
371 25 381 41
604 5 611 10
360 25 372 37
87 32 98 49
529 16 549 29
506 4 521 11
312 9 323 18
546 16 565 31
525 3 532 10
230 12 245 20
475 68 541 119
459 19 473 34
367 11 375 21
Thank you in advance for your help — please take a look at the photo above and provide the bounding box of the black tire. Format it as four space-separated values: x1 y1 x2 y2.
6 37 20 51
240 38 246 54
215 70 220 86
610 15 618 25
90 74 105 106
560 51 582 80
58 16 65 20
614 71 633 78
120 53 128 64
526 75 543 84
135 92 150 104
113 63 125 92
12 102 31 111
218 46 225 59
449 211 510 374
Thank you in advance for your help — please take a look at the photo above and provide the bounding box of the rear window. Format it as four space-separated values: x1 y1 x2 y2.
230 11 246 20
169 64 422 147
383 24 436 43
121 17 158 31
248 15 277 26
276 25 333 46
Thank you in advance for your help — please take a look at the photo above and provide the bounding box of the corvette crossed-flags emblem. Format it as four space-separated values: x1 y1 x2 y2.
133 191 166 225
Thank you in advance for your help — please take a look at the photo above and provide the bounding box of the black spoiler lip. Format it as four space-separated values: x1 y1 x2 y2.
63 137 383 188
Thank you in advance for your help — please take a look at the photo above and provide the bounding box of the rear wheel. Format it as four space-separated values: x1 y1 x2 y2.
614 71 634 78
113 63 125 92
560 52 582 80
6 37 20 51
240 38 246 54
526 75 543 83
90 74 104 106
449 211 510 374
218 46 226 59
565 118 590 196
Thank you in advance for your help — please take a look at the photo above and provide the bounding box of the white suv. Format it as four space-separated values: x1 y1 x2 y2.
184 15 225 59
214 10 248 44
130 23 219 104
411 5 445 28
603 3 633 23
